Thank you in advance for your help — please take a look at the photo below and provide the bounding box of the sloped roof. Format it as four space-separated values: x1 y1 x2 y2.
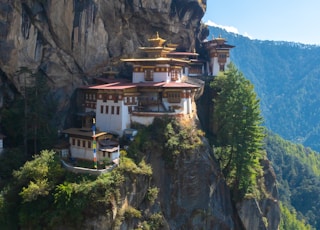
62 128 106 138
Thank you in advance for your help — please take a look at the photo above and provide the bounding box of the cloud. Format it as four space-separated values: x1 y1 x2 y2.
205 20 253 39
243 32 253 39
205 20 239 34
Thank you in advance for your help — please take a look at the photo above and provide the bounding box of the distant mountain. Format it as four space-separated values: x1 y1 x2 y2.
207 26 320 151
265 131 320 229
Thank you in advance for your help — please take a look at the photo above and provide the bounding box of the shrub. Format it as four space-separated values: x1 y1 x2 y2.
124 206 142 219
146 187 159 204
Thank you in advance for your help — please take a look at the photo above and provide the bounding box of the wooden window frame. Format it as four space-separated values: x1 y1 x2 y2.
167 92 181 103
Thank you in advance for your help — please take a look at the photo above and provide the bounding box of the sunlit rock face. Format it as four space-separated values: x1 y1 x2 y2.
0 0 206 128
0 1 282 229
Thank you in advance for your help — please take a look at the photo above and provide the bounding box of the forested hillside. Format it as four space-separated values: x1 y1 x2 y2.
265 131 320 229
207 26 320 151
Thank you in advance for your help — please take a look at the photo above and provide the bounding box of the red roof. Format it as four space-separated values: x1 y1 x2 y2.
79 80 198 91
79 82 136 90
135 82 166 87
94 77 130 84
163 82 199 88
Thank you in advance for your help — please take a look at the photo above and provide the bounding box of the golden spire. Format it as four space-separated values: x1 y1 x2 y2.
148 32 166 47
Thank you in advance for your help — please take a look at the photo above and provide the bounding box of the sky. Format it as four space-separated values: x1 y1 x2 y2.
202 1 320 45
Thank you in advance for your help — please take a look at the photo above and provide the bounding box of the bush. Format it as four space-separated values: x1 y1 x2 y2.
119 157 152 175
146 187 159 204
124 206 142 219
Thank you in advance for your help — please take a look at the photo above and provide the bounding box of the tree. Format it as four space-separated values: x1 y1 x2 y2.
1 67 57 154
210 63 265 200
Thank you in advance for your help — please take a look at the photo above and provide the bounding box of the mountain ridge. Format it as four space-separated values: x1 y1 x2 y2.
206 25 320 151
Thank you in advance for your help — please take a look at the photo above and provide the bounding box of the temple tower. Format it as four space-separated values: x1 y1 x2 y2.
203 35 235 76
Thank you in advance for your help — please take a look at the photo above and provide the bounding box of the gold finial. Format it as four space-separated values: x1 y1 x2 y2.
148 32 166 47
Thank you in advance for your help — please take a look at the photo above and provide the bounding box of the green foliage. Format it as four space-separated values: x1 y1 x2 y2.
127 117 204 167
0 150 64 229
146 187 159 204
265 131 320 229
126 125 150 161
164 119 204 156
52 171 124 226
279 202 315 230
148 212 164 229
0 148 133 228
20 179 50 202
124 206 142 219
13 150 64 202
137 213 164 230
119 157 152 176
210 63 265 200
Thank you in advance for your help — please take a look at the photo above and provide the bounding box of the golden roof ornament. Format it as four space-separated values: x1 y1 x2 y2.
148 32 166 47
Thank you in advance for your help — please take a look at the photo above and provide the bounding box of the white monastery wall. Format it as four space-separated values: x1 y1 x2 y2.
132 72 145 83
96 100 124 135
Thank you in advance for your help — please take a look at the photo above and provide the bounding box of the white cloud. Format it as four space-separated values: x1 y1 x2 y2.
205 20 239 34
243 32 253 39
205 20 253 39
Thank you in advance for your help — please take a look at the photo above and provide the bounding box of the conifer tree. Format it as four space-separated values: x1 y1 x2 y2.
210 63 265 200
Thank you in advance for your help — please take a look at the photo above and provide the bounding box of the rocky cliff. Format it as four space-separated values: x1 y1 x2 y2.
76 122 280 230
0 1 280 229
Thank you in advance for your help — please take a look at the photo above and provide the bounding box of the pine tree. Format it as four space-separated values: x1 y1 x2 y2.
210 63 265 200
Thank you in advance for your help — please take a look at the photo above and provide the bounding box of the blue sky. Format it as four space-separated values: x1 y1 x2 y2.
202 1 320 45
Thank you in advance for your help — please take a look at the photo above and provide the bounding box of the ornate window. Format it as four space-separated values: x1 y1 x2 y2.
144 69 153 81
167 92 181 103
171 69 180 81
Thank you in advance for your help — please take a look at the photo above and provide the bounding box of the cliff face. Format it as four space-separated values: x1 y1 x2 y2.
0 0 206 128
0 1 281 229
76 136 279 230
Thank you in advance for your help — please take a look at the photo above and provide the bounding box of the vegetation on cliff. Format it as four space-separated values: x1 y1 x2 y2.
0 149 157 229
127 117 205 165
0 114 210 229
